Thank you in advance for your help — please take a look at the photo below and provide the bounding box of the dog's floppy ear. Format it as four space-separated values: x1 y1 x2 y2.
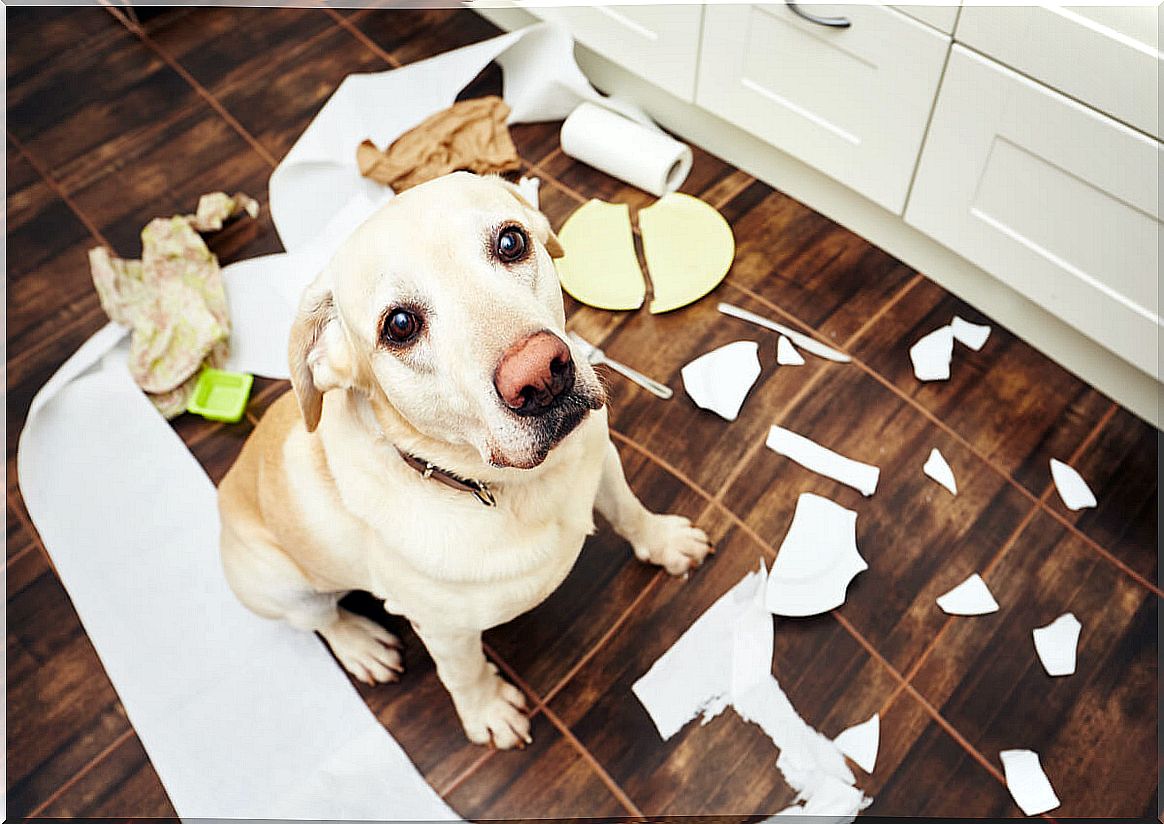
288 272 354 433
492 176 565 259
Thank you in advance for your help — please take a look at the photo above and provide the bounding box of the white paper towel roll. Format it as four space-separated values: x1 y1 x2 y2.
560 102 693 197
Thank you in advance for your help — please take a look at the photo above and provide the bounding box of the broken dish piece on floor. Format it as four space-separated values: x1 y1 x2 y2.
776 335 805 366
909 324 954 381
951 315 991 350
1032 612 1081 677
936 573 999 615
554 199 646 310
516 175 541 209
834 713 880 773
766 493 867 617
1000 749 1060 816
1049 458 1097 510
923 447 957 495
681 341 761 421
638 193 735 314
718 302 850 363
765 425 880 496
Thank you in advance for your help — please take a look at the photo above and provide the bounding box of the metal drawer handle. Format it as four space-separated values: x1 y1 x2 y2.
786 1 851 28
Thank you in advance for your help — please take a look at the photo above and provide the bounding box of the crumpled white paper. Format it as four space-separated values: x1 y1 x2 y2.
633 565 871 818
17 21 646 820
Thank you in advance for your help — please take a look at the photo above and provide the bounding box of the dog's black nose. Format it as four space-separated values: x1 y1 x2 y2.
494 331 575 416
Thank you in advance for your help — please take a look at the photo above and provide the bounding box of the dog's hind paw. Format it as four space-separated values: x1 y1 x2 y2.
460 676 532 750
633 513 713 576
320 609 404 686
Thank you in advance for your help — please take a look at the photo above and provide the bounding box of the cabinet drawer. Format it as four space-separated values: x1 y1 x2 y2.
528 5 702 102
957 5 1160 139
891 4 959 34
696 3 949 213
906 46 1162 380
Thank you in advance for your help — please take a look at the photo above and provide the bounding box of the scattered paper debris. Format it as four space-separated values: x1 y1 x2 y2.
776 335 805 366
909 325 954 382
633 564 871 817
834 713 880 774
951 315 991 350
717 302 851 363
936 573 999 615
1000 749 1060 816
923 447 957 495
1049 459 1097 510
765 425 880 496
1032 613 1081 677
766 493 867 617
681 341 761 421
516 175 541 210
555 199 646 310
639 193 734 314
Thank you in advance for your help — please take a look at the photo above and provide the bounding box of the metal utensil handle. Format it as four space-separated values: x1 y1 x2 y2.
786 0 851 28
606 360 674 400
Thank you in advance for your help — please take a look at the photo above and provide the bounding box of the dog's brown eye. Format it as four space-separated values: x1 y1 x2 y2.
496 225 528 263
382 308 421 345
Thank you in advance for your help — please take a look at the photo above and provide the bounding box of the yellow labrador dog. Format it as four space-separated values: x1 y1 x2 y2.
218 172 711 749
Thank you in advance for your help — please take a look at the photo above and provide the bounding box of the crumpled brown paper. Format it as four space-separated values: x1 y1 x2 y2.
357 95 522 192
89 192 258 418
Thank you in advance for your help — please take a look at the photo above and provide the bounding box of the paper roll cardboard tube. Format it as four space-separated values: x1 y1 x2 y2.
559 102 693 196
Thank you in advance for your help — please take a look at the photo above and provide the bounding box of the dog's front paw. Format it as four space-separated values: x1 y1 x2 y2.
633 513 713 576
458 672 532 750
321 610 404 686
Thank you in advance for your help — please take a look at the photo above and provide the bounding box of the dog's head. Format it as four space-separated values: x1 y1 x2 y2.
289 172 606 470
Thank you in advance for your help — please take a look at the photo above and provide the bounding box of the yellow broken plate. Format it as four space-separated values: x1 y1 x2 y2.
639 193 735 314
554 199 646 311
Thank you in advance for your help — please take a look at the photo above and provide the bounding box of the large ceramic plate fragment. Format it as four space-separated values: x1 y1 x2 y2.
766 493 868 617
554 199 646 310
680 340 761 421
640 193 735 314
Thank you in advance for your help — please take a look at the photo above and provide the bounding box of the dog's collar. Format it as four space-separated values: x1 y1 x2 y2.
396 449 497 507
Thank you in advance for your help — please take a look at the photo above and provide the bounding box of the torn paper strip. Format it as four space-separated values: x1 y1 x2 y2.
776 336 805 366
909 325 954 381
923 447 957 495
766 493 866 617
1049 459 1097 510
951 315 991 351
1000 749 1060 816
633 564 870 817
765 425 880 496
936 573 999 615
834 713 880 774
1032 613 1081 677
681 341 762 421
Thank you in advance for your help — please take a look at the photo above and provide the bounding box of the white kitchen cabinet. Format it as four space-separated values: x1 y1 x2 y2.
526 5 703 102
696 3 950 213
906 46 1162 380
956 5 1160 140
892 4 959 34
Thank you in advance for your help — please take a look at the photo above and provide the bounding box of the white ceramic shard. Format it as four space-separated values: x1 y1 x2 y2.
765 425 880 497
936 573 999 615
909 325 954 382
923 447 957 495
516 175 540 209
1049 458 1097 510
951 315 991 350
680 340 761 421
1000 749 1060 816
766 493 867 617
776 335 805 366
1032 613 1081 677
834 713 880 773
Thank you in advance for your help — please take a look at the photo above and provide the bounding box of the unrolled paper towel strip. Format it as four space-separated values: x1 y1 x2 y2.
560 102 692 197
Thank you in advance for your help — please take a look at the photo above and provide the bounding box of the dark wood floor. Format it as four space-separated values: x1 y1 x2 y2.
6 6 1159 820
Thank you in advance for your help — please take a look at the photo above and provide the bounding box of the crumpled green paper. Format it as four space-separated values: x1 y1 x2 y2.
89 192 259 418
